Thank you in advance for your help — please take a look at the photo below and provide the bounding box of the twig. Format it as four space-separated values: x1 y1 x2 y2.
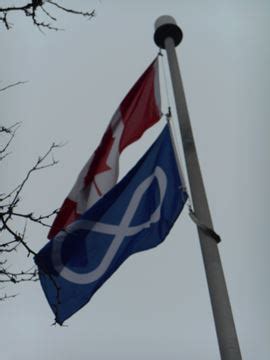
0 1 95 30
10 209 58 227
47 1 95 19
0 81 28 93
0 123 21 159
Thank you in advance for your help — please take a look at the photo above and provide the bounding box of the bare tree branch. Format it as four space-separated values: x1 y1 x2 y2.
0 81 28 93
0 2 84 302
10 209 58 227
0 122 21 134
0 1 95 30
10 142 60 207
0 122 21 160
0 293 17 301
0 120 61 299
47 1 95 19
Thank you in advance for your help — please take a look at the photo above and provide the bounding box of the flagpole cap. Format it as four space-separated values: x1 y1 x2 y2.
154 15 183 49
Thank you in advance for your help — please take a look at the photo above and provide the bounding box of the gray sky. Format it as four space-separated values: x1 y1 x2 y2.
1 1 270 359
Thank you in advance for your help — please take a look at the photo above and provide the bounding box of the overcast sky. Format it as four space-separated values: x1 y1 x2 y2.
1 1 270 359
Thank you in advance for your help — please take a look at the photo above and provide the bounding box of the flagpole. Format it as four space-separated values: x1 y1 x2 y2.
154 16 242 360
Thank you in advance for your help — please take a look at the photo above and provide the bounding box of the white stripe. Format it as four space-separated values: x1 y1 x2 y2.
51 166 167 285
154 59 161 113
68 110 124 214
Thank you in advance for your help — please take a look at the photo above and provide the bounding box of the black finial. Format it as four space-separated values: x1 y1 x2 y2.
154 15 183 49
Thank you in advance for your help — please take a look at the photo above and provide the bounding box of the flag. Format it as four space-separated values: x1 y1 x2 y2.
48 58 161 239
35 125 187 324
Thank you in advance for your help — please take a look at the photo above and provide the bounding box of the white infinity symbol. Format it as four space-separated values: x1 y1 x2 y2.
51 166 167 285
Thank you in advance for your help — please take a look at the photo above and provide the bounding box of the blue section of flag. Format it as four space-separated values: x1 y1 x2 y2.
35 125 187 325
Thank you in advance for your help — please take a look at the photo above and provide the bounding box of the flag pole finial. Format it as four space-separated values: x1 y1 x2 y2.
154 15 183 49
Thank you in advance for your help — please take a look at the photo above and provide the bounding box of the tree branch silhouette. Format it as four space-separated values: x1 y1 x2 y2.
0 1 95 30
1 102 61 300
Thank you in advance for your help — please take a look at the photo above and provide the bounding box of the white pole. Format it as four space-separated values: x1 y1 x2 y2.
154 16 242 360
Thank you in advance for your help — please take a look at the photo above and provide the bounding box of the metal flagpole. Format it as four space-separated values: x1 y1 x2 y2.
154 16 242 360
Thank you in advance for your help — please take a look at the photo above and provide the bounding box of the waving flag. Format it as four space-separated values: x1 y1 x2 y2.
48 58 161 239
35 125 187 324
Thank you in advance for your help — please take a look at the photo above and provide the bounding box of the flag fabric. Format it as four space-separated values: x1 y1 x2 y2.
35 125 187 325
48 58 161 239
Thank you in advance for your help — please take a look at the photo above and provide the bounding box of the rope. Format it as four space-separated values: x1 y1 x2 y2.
188 206 221 243
165 109 194 209
159 49 172 111
159 51 220 245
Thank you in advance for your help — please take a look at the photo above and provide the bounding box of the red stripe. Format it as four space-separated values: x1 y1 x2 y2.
48 198 78 239
83 126 114 188
119 60 160 152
